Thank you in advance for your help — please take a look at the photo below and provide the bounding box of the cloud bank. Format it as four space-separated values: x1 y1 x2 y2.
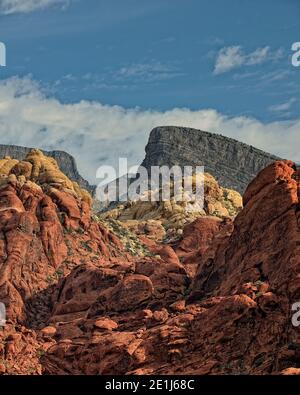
214 46 283 75
0 0 70 15
0 76 299 184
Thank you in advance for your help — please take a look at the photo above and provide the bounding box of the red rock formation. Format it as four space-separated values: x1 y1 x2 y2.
1 157 300 376
0 151 130 374
41 160 300 375
173 216 233 278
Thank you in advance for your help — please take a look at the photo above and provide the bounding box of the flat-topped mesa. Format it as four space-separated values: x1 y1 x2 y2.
141 126 281 193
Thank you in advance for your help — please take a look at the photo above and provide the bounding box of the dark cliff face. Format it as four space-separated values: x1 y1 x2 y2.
141 126 281 193
0 144 94 193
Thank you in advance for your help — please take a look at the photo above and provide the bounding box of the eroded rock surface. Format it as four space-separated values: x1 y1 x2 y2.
0 144 93 193
40 160 300 375
100 172 242 244
0 150 129 374
0 155 299 376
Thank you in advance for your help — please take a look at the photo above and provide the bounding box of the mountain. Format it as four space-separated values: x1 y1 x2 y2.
0 147 299 375
0 144 93 193
141 126 281 193
0 135 299 377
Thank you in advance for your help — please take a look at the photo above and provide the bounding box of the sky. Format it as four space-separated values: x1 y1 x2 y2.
0 0 299 183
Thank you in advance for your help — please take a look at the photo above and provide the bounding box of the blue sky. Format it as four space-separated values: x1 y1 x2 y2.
0 0 299 182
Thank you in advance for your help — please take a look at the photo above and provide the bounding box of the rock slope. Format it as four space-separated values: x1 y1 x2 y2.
141 126 280 193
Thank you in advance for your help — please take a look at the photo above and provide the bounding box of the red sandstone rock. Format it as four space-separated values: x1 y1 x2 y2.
94 318 118 331
0 151 131 374
173 216 233 278
41 160 300 375
40 326 57 337
1 158 299 376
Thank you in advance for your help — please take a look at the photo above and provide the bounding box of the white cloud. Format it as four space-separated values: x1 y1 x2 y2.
214 46 244 75
214 46 284 75
246 46 270 65
0 76 299 184
116 62 184 82
268 98 297 114
0 0 70 15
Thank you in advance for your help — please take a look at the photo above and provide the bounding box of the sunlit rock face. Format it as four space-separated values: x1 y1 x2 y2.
0 144 93 193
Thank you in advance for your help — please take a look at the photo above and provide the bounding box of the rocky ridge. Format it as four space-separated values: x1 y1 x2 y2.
141 126 281 193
